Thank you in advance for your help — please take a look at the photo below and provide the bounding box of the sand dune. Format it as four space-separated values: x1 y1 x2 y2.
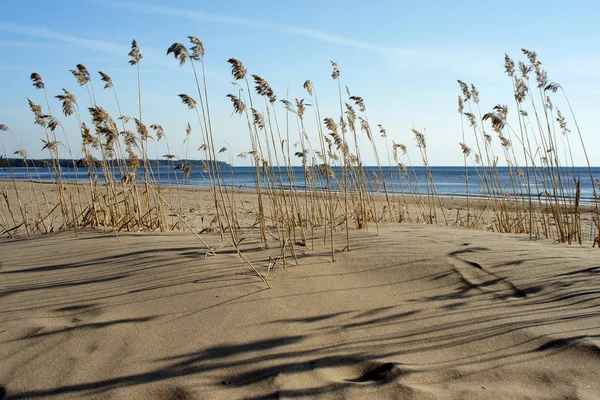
1 224 599 399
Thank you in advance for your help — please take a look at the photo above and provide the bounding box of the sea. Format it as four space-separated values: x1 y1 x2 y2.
2 165 599 205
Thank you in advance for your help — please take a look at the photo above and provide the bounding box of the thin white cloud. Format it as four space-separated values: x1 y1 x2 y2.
0 22 179 69
0 64 36 71
0 21 233 83
0 39 54 48
92 0 505 79
93 0 600 86
0 22 128 55
92 0 425 54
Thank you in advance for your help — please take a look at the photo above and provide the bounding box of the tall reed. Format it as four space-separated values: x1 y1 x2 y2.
1 40 598 276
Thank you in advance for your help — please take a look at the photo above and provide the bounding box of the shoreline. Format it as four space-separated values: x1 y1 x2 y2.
2 177 598 208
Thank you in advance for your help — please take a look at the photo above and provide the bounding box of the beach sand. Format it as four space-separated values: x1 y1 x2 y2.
1 179 599 399
1 211 599 399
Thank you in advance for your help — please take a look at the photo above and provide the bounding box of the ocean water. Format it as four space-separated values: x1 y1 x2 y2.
2 165 599 205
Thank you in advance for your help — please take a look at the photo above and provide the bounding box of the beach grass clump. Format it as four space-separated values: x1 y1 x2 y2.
1 38 598 268
455 49 598 244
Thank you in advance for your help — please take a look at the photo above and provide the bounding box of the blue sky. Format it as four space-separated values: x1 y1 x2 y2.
1 0 599 166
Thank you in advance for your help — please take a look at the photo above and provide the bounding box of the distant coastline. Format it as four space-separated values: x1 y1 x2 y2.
0 157 230 169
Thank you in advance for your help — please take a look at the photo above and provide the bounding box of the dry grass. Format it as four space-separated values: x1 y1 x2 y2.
1 41 598 278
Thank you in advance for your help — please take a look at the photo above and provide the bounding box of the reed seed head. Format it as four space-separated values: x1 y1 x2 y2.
14 149 28 159
89 106 118 152
295 99 305 120
514 79 528 103
498 133 511 148
27 98 47 127
135 118 149 141
324 136 333 153
295 149 307 159
349 96 365 112
412 129 426 149
252 75 276 103
251 108 265 130
188 36 205 60
359 117 371 140
459 142 472 156
69 65 91 86
30 73 45 89
41 139 59 151
303 80 313 96
470 84 479 104
227 58 247 80
98 71 113 89
167 43 190 67
518 61 532 78
504 54 515 77
81 122 97 147
324 117 338 134
535 67 548 89
238 151 257 160
556 109 570 135
338 116 347 134
47 116 60 132
457 80 471 100
178 94 197 109
120 129 136 148
119 115 132 124
345 103 356 132
496 104 508 119
150 124 164 141
482 105 507 133
463 112 477 127
521 49 538 66
331 61 340 80
129 39 143 66
545 82 561 93
78 64 91 82
175 162 193 179
227 94 246 115
329 130 343 150
280 99 296 114
55 89 77 117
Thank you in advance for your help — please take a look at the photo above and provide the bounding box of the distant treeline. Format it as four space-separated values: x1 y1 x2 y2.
0 157 230 169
